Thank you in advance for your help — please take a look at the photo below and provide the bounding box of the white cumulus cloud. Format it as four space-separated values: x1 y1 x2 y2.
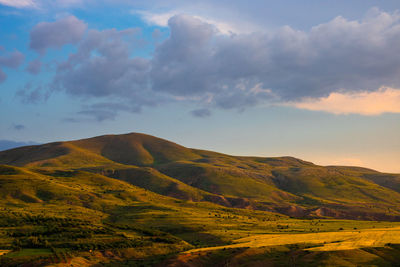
0 0 36 8
135 10 243 35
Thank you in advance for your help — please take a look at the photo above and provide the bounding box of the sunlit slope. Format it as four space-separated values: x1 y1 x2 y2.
0 142 116 168
168 235 400 267
341 166 400 194
271 166 400 209
0 164 153 208
186 226 400 253
0 133 201 168
2 163 400 266
0 163 295 250
1 132 400 220
70 133 201 165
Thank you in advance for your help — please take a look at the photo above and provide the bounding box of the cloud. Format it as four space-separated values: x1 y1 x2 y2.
0 0 36 8
136 10 177 27
136 10 242 35
191 108 211 118
30 15 87 54
0 50 24 83
13 124 26 130
149 10 400 109
150 15 216 97
25 59 42 74
45 10 400 119
289 87 400 115
0 0 89 10
77 102 142 121
63 102 142 122
51 27 161 118
16 83 49 104
0 51 25 68
152 28 163 40
53 28 148 98
0 0 86 9
78 109 117 122
149 15 277 109
0 69 6 83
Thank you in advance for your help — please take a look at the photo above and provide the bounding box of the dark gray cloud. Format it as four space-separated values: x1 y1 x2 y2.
0 50 24 83
25 59 42 74
30 15 87 54
191 108 211 117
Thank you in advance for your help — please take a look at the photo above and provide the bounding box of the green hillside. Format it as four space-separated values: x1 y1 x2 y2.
1 132 400 220
1 133 400 266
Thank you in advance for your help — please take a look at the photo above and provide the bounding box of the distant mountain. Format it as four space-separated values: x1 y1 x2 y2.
1 132 400 221
0 140 40 152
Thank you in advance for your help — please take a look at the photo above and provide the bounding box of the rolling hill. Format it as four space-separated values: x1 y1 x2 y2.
1 132 399 221
1 132 400 266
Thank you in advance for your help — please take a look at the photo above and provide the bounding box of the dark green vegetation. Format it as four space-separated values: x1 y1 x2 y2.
0 132 399 266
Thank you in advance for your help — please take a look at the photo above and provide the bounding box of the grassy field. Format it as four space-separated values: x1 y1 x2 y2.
4 249 53 257
186 226 400 253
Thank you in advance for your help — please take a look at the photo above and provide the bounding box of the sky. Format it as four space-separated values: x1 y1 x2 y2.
0 0 399 173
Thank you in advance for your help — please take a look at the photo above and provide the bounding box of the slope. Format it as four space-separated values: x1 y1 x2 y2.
0 132 400 220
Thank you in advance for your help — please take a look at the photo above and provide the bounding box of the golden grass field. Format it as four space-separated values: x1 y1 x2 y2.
0 250 11 256
186 226 400 253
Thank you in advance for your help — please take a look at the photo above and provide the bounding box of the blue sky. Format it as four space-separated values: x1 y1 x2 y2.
0 0 399 172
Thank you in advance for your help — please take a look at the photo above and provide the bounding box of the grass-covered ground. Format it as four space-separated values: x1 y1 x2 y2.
1 133 400 266
1 182 400 266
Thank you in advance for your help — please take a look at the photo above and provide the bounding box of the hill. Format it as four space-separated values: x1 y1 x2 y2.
1 132 400 221
1 132 400 265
